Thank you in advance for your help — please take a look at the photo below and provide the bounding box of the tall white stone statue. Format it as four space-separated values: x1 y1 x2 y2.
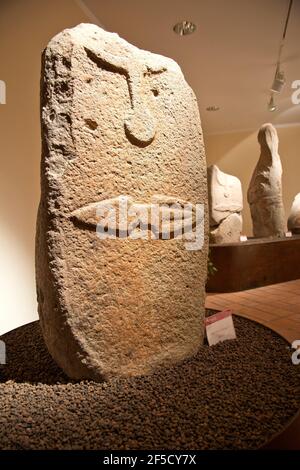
208 165 243 243
247 123 285 238
288 193 300 234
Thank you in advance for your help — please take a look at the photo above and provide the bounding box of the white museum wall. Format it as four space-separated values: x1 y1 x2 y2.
0 0 89 335
1 0 299 335
205 124 300 236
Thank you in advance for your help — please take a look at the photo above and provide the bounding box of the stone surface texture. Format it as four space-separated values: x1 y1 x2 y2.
208 165 243 243
288 193 300 234
210 213 243 244
247 123 285 238
36 24 208 381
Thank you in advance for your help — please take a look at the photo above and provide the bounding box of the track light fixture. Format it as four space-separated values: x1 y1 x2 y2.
173 21 196 36
268 0 293 108
271 68 286 94
268 94 277 112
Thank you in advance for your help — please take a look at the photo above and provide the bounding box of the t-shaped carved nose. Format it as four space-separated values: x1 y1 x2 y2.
124 106 156 146
84 47 158 147
124 68 156 146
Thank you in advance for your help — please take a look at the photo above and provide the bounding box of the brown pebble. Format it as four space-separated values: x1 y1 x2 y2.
0 311 299 450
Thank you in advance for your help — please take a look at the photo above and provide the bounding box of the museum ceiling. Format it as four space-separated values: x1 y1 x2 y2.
79 0 300 135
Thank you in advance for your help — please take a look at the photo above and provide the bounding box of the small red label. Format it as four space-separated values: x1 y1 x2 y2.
205 309 233 326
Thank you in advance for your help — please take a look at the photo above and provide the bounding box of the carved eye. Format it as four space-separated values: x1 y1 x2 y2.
152 88 159 97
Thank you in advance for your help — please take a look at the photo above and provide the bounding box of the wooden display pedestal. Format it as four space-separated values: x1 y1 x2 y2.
206 235 300 293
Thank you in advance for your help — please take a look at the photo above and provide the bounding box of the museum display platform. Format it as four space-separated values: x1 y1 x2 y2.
207 235 300 293
0 310 299 450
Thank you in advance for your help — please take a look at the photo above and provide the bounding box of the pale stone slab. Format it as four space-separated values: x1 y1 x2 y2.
210 213 243 244
288 193 300 234
36 24 208 381
247 123 285 238
208 165 243 244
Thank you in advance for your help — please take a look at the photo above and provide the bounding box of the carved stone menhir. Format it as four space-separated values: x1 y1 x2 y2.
208 165 243 244
36 24 208 381
288 193 300 234
247 123 285 238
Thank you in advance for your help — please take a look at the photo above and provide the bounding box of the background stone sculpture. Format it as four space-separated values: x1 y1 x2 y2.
247 123 285 238
288 193 300 234
208 165 243 243
36 24 208 381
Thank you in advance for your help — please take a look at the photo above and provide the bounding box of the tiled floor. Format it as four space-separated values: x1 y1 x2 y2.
206 279 300 343
205 279 300 449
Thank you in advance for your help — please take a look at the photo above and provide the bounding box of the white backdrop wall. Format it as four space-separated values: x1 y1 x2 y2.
0 0 89 335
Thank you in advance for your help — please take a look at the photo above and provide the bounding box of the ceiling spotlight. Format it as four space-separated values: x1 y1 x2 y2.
271 68 286 93
173 21 196 36
268 0 293 97
206 106 220 112
268 95 277 112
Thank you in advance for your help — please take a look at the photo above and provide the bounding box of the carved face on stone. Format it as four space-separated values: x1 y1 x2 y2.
207 165 243 226
36 24 208 381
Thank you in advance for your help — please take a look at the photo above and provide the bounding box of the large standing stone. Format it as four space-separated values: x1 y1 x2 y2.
247 123 285 238
288 193 300 234
36 24 208 381
208 165 243 243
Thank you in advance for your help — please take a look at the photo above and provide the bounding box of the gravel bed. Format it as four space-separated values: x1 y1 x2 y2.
0 311 299 450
